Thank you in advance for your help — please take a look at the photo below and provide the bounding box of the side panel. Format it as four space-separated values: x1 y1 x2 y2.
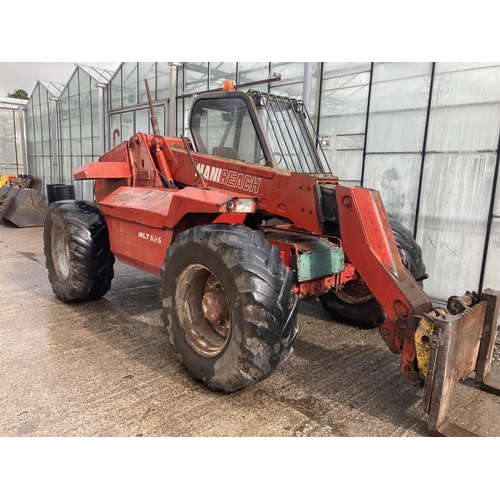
98 185 254 275
104 217 173 276
169 148 335 234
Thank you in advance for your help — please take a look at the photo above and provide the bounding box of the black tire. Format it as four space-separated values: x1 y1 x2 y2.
44 200 115 303
390 218 425 278
161 224 300 393
319 218 425 328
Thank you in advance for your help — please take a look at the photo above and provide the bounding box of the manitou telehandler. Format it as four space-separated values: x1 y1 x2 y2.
44 79 500 436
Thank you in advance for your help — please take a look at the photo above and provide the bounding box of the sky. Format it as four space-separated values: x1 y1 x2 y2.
0 62 120 99
1 0 497 102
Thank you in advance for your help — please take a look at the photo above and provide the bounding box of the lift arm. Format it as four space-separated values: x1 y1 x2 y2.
336 185 500 436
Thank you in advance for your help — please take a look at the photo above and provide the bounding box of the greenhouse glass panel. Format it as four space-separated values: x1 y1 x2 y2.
26 109 34 147
270 63 304 85
317 65 370 181
68 73 78 96
42 157 51 188
483 159 500 291
491 165 500 218
27 110 35 169
320 72 370 117
121 112 134 140
81 179 94 201
70 140 82 161
32 86 40 106
136 108 149 134
103 90 109 152
69 95 81 158
59 97 71 157
27 161 36 177
69 96 80 122
209 62 236 90
61 155 72 186
139 62 156 104
181 97 193 139
39 85 48 104
93 137 100 158
27 141 34 158
109 114 122 149
322 62 371 79
122 62 138 107
41 102 51 143
304 63 322 118
79 68 91 94
177 64 184 98
15 112 24 171
0 110 17 175
59 90 69 119
155 105 165 135
72 155 83 177
91 88 99 155
482 218 500 292
438 62 499 72
269 82 304 99
427 63 500 152
82 137 92 157
74 181 83 200
157 62 170 101
363 153 422 231
81 91 92 155
416 152 496 302
184 63 208 94
238 62 269 85
33 104 41 156
35 156 43 184
367 62 431 153
42 141 50 159
110 66 122 110
327 150 363 182
4 141 16 166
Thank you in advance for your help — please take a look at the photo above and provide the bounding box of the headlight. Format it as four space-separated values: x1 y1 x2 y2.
235 198 255 213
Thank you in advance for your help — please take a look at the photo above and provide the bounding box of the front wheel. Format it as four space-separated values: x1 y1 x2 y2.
161 224 299 393
319 218 425 328
43 200 115 302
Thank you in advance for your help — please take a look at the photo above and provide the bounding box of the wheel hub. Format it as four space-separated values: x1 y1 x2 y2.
175 264 231 357
51 221 70 281
334 282 373 304
202 290 229 323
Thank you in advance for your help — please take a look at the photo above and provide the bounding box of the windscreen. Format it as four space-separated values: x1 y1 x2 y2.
190 96 267 165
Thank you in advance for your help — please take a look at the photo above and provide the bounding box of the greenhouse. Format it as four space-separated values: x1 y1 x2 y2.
57 64 114 200
20 61 500 303
0 96 27 178
25 80 65 195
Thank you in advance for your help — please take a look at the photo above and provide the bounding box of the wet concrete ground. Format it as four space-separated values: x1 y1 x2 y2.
1 221 499 437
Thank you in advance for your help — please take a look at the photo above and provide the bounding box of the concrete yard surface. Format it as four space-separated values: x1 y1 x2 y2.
1 220 500 437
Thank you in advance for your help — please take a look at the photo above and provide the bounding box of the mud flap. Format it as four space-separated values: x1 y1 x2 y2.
422 288 500 436
0 186 48 227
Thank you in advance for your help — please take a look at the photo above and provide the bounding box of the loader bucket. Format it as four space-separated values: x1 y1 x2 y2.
0 186 48 227
0 184 13 199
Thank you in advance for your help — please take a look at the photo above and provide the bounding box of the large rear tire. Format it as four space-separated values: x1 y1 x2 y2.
44 200 115 302
319 218 425 328
161 224 300 393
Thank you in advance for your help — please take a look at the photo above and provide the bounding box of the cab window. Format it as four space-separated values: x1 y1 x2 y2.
190 97 267 165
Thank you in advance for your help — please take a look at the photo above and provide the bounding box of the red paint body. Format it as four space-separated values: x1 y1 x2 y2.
74 130 432 383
